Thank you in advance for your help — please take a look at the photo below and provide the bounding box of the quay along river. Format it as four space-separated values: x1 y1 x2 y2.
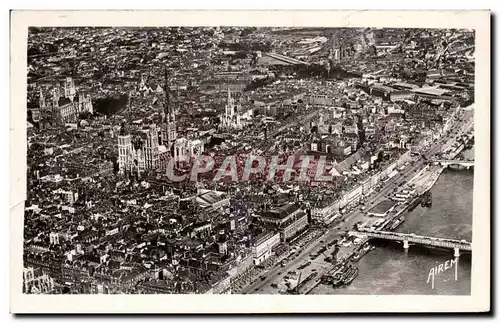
311 154 473 295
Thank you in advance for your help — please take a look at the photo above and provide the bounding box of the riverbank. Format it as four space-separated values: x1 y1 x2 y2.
311 169 473 295
245 156 448 294
302 163 456 294
242 131 474 295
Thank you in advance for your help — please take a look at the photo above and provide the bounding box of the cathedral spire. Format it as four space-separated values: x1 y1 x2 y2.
164 66 170 122
128 91 132 125
140 74 146 88
39 88 45 110
226 85 233 117
161 65 177 147
64 77 76 102
52 87 60 107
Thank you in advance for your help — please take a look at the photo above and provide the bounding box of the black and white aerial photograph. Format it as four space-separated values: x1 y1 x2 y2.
22 23 479 298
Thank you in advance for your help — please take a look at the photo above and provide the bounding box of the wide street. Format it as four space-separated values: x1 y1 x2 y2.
243 107 474 294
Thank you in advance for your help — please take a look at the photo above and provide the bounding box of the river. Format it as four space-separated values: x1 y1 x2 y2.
311 156 474 295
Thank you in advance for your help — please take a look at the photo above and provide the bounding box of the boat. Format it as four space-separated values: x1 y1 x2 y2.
407 197 422 211
388 217 405 230
321 275 333 284
331 273 344 287
391 196 407 202
465 138 474 150
342 267 359 285
321 263 344 284
421 191 432 207
332 265 359 287
352 243 375 262
331 264 351 287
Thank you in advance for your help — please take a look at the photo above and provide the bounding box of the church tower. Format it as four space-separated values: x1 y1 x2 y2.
226 86 234 117
77 92 94 115
64 77 76 102
39 88 46 110
118 93 133 174
221 85 242 130
52 87 61 108
160 67 177 147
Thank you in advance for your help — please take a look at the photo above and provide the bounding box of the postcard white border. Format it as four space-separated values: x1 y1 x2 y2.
10 10 490 313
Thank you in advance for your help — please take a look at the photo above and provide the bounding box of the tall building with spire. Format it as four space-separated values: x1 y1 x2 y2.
51 87 61 107
117 122 133 175
117 93 133 174
117 93 145 177
117 68 207 177
143 124 160 170
64 77 76 102
220 87 243 130
160 67 177 147
118 92 164 176
38 88 46 111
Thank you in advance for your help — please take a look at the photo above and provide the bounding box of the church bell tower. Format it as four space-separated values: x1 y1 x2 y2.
160 67 177 147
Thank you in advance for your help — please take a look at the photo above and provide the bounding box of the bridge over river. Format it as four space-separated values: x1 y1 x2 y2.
430 159 474 168
349 228 472 257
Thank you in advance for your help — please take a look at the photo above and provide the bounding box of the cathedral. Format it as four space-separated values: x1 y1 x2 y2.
117 122 160 177
117 91 166 177
117 67 205 177
38 77 93 124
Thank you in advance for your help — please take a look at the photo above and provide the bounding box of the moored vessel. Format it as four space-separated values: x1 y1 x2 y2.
388 216 405 230
421 191 432 207
407 196 422 211
343 267 359 285
352 243 375 262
